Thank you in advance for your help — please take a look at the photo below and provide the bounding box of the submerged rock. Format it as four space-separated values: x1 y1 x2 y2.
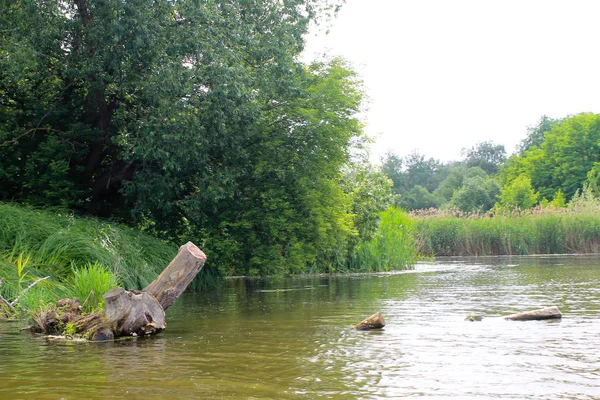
354 312 385 330
504 306 562 321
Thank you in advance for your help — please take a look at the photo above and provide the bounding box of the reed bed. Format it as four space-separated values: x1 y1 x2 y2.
413 204 600 256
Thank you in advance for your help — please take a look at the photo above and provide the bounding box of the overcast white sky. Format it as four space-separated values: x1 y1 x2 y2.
302 0 600 164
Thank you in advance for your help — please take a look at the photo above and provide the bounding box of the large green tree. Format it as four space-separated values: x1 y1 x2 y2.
501 113 600 201
1 0 373 275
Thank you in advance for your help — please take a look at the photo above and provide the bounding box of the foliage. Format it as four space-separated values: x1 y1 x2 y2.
380 151 406 192
0 202 176 289
434 165 469 202
0 202 187 317
461 141 506 174
501 113 600 201
516 115 561 155
583 162 600 198
342 161 396 243
349 208 417 272
398 185 442 210
381 151 444 195
497 175 537 210
551 190 566 208
0 0 375 276
450 171 500 212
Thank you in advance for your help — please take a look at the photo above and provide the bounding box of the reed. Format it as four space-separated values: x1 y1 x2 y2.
349 208 417 271
413 204 600 256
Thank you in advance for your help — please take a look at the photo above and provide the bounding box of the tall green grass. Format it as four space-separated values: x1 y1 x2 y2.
70 263 118 312
0 202 185 316
413 205 600 256
349 208 417 271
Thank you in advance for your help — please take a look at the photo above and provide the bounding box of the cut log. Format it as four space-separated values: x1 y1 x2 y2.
504 306 562 321
144 242 207 311
31 242 206 340
355 312 385 330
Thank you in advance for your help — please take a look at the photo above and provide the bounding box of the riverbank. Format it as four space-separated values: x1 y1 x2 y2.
0 203 419 320
413 204 600 256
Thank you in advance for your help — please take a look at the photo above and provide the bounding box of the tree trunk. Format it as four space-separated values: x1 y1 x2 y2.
144 242 207 311
504 306 562 321
32 242 206 340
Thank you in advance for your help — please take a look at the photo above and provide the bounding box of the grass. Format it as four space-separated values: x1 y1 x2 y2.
70 263 118 313
0 202 184 317
413 203 600 257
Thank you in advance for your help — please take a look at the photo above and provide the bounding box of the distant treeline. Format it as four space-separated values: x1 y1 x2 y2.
381 113 600 214
386 112 600 257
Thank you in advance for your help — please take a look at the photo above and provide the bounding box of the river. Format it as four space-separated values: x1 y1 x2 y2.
1 255 599 399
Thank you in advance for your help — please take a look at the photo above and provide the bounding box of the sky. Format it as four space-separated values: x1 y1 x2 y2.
302 0 600 164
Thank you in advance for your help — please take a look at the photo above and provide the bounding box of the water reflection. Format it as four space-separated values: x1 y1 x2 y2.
1 256 600 399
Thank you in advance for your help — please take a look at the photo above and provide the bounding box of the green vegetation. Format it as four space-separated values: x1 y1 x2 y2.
501 113 600 201
3 0 599 302
362 115 600 258
413 202 600 257
349 208 417 272
381 142 507 213
381 113 600 216
1 0 417 278
0 202 177 317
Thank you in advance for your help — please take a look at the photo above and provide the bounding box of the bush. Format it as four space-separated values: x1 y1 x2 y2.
349 208 417 271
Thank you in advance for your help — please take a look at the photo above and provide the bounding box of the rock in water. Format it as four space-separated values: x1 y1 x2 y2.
504 306 562 321
465 314 483 322
91 327 114 341
354 312 385 330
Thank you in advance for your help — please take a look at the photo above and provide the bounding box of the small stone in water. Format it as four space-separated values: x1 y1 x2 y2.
354 312 385 330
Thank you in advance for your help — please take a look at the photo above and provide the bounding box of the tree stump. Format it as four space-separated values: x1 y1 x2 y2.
504 306 562 321
354 312 385 330
144 242 207 311
32 242 206 341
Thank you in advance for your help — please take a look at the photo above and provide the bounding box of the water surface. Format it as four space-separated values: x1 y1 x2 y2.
1 255 599 399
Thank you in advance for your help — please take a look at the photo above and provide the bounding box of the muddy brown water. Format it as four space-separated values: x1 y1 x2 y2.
1 255 599 399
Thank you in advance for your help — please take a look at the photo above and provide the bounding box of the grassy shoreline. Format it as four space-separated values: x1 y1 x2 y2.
413 205 600 257
0 202 178 317
0 203 418 319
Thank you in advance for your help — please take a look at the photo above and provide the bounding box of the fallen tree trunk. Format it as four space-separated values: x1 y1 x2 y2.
504 306 562 321
32 242 206 341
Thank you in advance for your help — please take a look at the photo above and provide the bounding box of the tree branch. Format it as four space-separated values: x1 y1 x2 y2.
10 276 50 307
0 127 65 148
0 279 16 314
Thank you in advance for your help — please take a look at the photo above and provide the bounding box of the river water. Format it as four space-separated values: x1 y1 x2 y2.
1 255 599 399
